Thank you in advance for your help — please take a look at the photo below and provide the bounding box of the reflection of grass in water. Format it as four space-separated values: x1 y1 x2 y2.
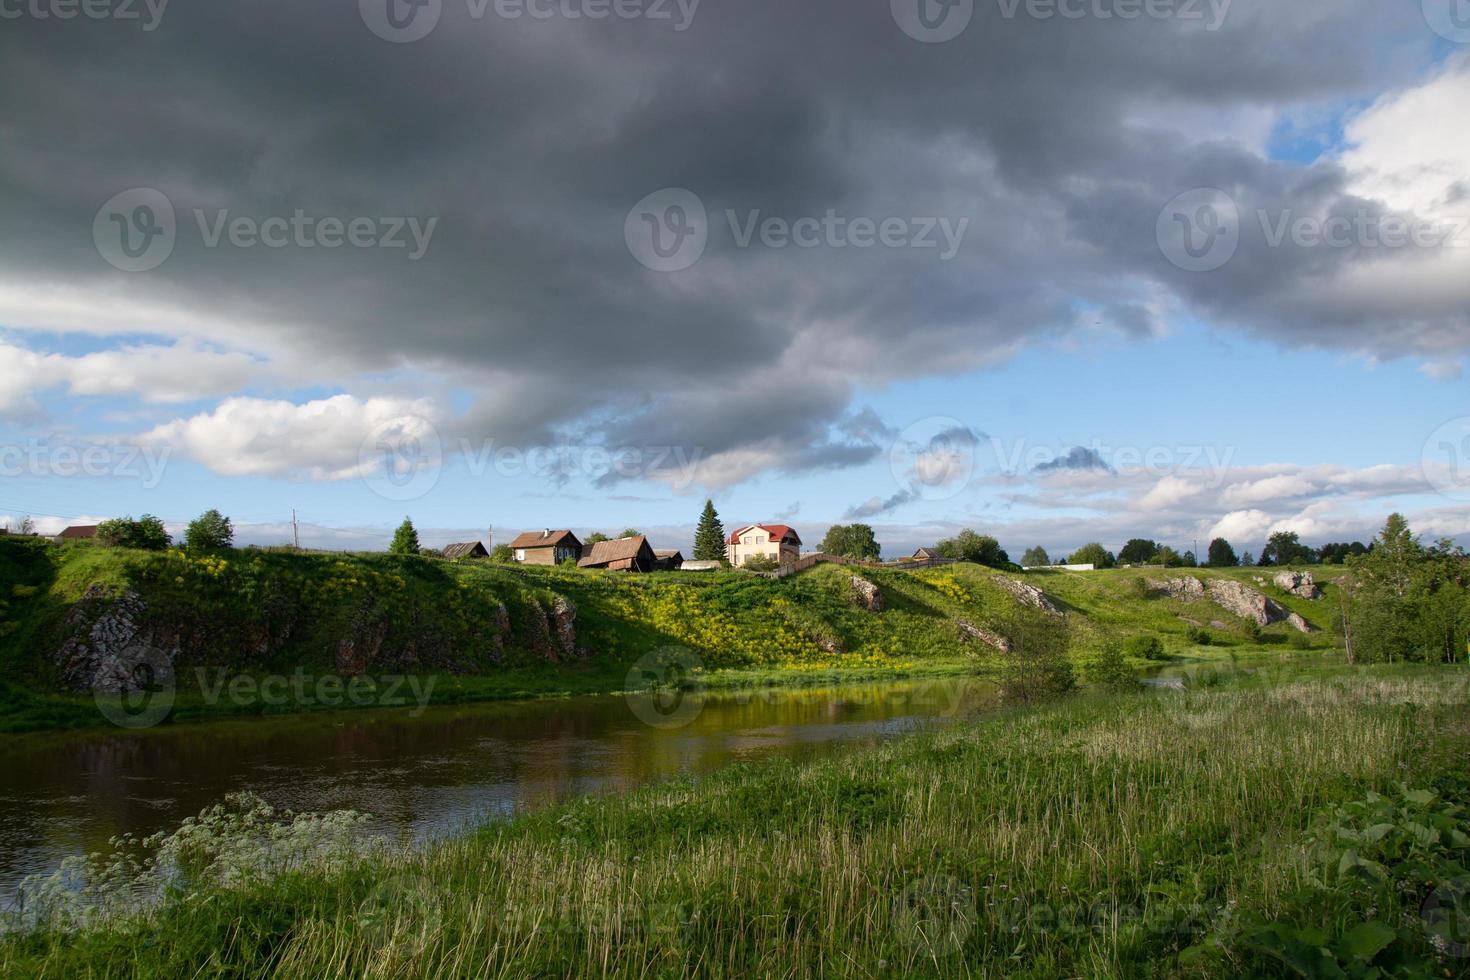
5 663 1468 978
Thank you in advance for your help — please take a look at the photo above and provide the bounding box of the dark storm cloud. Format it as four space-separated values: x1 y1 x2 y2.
0 0 1458 483
1034 446 1111 473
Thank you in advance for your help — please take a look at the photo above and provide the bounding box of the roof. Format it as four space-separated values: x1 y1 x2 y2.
578 535 653 567
912 547 939 559
653 549 684 559
509 529 580 549
726 524 800 546
59 525 99 539
441 542 487 559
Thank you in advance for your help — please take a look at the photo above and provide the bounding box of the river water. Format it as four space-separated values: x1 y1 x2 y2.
0 676 997 901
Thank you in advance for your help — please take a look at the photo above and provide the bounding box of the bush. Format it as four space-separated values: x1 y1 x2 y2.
1084 640 1138 692
1122 634 1167 661
184 509 233 551
96 515 171 551
741 554 779 573
1185 626 1212 646
1127 577 1152 600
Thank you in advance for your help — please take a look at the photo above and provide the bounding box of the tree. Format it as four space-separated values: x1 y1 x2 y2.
1206 537 1238 568
692 500 726 562
390 517 420 555
1067 543 1115 568
1156 546 1184 568
1240 550 1255 567
96 515 171 551
1181 550 1198 568
185 509 234 551
5 515 35 535
820 524 881 560
620 529 642 539
490 543 514 563
1318 541 1369 565
1021 546 1050 567
585 532 610 546
1117 539 1160 565
1260 530 1315 567
935 529 1009 567
1338 514 1465 665
995 609 1075 704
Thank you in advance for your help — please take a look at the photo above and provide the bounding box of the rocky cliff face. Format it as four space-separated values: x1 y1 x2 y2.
956 618 1010 652
996 578 1064 616
56 586 179 694
1273 571 1322 600
1206 579 1313 633
849 576 885 612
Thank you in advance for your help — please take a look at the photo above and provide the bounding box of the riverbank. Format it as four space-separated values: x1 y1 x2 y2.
5 662 1467 978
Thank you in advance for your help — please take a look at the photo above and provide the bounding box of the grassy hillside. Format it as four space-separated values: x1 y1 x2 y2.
0 537 1347 732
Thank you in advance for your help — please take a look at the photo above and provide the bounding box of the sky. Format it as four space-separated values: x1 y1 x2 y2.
1 0 1467 558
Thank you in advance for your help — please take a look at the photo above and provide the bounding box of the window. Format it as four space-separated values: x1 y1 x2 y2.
515 549 525 561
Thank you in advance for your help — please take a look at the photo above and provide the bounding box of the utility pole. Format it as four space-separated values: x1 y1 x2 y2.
292 509 300 550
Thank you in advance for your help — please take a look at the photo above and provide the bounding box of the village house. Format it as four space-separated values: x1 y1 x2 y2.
56 525 99 543
578 535 656 572
441 541 489 560
509 529 582 565
909 547 940 561
652 549 684 571
725 524 801 568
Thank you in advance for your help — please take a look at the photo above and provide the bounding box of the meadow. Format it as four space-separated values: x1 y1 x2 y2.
2 661 1466 978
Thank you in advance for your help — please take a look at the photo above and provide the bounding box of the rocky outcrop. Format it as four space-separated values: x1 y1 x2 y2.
337 606 387 676
490 603 511 660
525 601 557 662
1273 571 1322 600
996 578 1063 616
56 586 178 694
551 595 578 659
849 576 885 612
956 619 1010 653
1148 576 1206 601
1206 580 1312 633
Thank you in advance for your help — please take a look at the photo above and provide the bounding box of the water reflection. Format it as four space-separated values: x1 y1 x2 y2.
0 676 997 899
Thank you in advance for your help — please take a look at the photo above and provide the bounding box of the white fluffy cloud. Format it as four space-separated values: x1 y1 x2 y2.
143 395 442 480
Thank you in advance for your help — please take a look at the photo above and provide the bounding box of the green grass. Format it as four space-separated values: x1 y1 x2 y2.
4 663 1466 978
0 538 1352 733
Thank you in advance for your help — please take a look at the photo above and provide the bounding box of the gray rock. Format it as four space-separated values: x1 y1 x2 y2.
1148 577 1206 600
956 619 1010 652
1273 571 1322 600
1206 579 1313 633
849 576 885 612
996 577 1064 615
551 595 578 659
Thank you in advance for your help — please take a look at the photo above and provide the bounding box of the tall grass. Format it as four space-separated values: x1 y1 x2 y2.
5 664 1466 978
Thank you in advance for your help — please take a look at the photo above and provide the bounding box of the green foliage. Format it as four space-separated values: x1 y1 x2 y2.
819 523 881 560
1261 529 1317 567
389 518 420 556
1118 538 1160 565
1067 542 1115 568
1122 634 1167 661
585 532 610 546
993 609 1075 702
1084 640 1138 691
489 544 514 563
935 529 1008 568
619 529 642 540
741 553 779 572
1206 537 1238 567
692 500 726 562
1340 513 1470 664
1020 545 1050 567
1319 541 1369 565
1156 546 1184 568
184 509 233 551
1185 625 1212 646
96 515 170 550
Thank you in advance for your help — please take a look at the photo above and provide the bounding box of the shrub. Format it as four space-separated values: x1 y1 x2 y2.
741 554 779 573
1185 626 1212 646
1122 634 1167 661
184 509 233 551
1084 640 1138 691
96 515 171 551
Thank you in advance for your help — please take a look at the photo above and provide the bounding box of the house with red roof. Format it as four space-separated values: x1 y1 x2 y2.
725 524 801 569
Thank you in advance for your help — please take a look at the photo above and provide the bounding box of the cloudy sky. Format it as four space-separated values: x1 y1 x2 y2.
1 0 1467 557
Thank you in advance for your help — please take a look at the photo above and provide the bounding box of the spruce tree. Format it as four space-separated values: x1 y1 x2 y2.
692 500 726 561
390 517 420 555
